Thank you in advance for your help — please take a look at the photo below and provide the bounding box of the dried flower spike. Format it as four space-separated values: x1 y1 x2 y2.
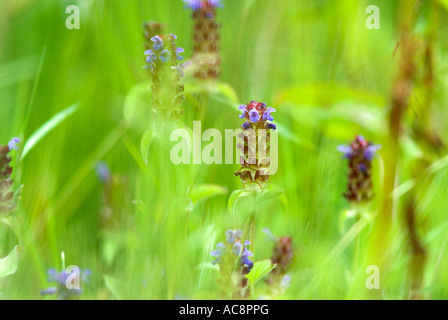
337 135 381 203
0 138 21 214
183 0 222 81
235 101 277 190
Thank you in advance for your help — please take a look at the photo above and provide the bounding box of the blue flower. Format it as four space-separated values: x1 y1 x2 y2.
225 229 243 244
267 123 277 130
8 137 19 151
144 49 156 63
159 49 172 62
151 36 163 51
249 109 260 123
176 47 185 60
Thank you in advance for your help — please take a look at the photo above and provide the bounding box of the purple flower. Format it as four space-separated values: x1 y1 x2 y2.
7 137 20 151
176 47 185 60
267 123 277 130
159 49 171 62
364 145 381 161
170 34 177 40
238 105 247 119
209 0 224 8
262 107 276 121
225 229 243 244
151 35 163 51
210 230 253 271
144 49 156 63
95 161 111 183
242 122 251 131
41 268 91 300
337 145 353 159
249 109 260 123
182 0 202 10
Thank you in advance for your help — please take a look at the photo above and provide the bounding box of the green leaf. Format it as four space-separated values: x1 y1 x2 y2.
123 82 152 123
21 103 79 159
188 184 227 205
227 189 252 215
140 129 155 165
257 184 288 208
245 259 276 287
0 246 21 279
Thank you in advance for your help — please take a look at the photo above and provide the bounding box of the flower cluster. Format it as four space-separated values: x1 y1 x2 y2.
210 230 253 271
143 33 190 114
235 101 277 189
183 0 222 80
41 268 91 300
0 138 20 214
337 135 381 203
210 230 253 299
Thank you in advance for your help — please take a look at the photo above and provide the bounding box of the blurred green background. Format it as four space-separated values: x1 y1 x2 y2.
1 0 448 299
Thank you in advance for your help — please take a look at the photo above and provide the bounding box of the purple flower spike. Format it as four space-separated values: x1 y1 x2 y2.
7 137 20 151
249 109 260 123
339 135 380 203
151 35 163 51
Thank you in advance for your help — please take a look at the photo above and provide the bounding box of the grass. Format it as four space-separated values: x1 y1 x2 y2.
1 0 448 300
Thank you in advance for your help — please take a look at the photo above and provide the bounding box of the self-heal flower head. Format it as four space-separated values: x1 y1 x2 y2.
235 100 277 190
238 100 276 129
338 135 381 203
151 35 163 51
7 138 20 151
